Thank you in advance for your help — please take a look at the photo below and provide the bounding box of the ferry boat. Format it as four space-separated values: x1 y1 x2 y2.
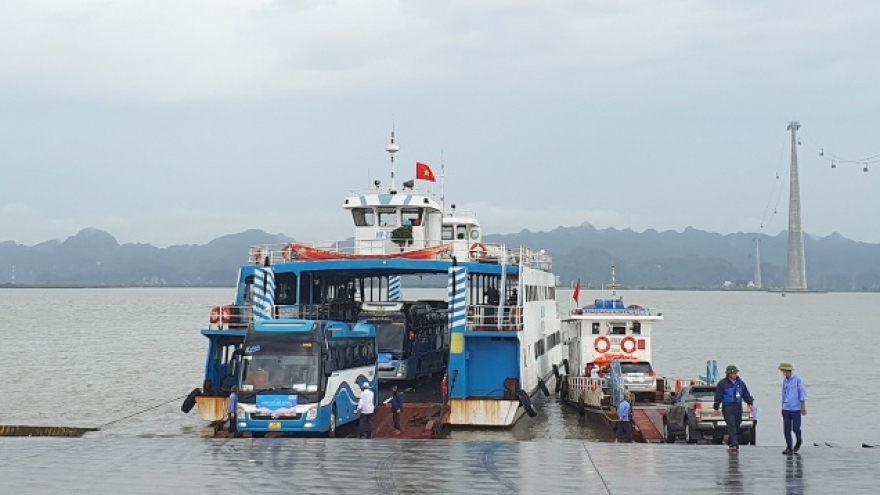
558 270 663 415
181 133 563 431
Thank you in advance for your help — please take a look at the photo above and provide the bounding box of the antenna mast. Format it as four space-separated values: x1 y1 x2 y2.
611 264 617 298
386 128 399 192
440 152 446 212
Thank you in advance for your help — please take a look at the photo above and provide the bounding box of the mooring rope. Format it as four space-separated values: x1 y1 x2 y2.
94 394 189 430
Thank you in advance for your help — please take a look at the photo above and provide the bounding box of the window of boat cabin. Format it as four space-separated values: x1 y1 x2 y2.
378 208 398 227
352 208 375 227
632 321 641 334
441 226 454 241
611 325 626 335
456 225 467 239
591 322 600 335
401 208 422 227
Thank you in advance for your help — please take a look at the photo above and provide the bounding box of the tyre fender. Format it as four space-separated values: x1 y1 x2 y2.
515 389 538 418
538 378 550 397
181 388 201 414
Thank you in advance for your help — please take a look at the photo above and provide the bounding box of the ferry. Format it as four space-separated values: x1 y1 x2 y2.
181 133 563 431
558 269 663 415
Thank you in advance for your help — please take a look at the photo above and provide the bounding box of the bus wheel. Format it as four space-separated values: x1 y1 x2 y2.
328 406 337 438
251 431 266 439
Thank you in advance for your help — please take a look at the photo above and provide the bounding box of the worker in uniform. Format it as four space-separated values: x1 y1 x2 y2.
713 364 754 452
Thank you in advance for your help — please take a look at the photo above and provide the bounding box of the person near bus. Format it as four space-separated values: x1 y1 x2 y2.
779 362 807 455
226 386 239 435
355 382 375 439
391 384 403 435
713 364 754 452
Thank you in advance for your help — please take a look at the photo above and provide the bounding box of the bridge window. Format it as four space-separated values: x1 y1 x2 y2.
456 225 467 240
441 226 454 240
469 229 480 240
633 321 642 334
352 208 375 227
378 208 398 227
611 325 626 335
401 208 422 227
591 322 600 335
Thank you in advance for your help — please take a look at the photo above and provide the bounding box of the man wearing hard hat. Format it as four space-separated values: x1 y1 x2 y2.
778 362 807 455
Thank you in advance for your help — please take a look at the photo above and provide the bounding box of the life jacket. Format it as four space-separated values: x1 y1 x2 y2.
721 378 745 403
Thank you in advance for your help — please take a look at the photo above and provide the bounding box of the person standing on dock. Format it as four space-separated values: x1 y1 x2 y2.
779 362 807 455
391 385 403 435
615 392 633 442
355 382 375 439
713 365 753 453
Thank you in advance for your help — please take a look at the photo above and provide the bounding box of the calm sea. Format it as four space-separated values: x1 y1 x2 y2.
1 287 876 447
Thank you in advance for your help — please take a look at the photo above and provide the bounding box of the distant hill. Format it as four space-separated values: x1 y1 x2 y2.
1 225 878 290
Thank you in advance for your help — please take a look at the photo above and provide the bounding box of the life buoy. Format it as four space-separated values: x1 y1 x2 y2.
220 306 231 324
594 336 611 353
253 248 264 264
469 242 487 260
281 243 295 261
209 306 221 324
621 336 637 354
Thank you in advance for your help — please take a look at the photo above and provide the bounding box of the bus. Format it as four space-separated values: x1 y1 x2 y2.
234 318 377 437
360 301 448 383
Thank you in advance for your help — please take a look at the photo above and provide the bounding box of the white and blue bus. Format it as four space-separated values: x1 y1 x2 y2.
360 301 448 383
234 318 377 437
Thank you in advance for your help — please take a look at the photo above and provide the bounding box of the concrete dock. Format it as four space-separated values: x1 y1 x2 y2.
1 438 876 494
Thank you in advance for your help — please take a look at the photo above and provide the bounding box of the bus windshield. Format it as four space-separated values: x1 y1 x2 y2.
371 317 407 353
241 338 319 394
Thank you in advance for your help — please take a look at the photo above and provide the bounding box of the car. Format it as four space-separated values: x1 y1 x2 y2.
663 384 753 444
618 361 657 402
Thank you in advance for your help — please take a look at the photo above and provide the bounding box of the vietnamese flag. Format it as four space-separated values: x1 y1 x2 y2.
573 279 581 304
416 162 436 182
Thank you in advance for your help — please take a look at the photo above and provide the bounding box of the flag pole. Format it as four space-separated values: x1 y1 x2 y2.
440 159 446 213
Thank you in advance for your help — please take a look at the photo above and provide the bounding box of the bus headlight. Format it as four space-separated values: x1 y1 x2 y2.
397 364 406 377
306 406 318 420
237 405 246 417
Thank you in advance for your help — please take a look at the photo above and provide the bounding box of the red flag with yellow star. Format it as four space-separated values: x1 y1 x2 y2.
416 162 436 182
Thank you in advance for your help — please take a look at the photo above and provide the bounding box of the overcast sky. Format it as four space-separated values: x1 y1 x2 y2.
1 0 879 247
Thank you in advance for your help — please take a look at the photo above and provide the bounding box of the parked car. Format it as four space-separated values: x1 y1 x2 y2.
619 361 657 402
663 385 753 444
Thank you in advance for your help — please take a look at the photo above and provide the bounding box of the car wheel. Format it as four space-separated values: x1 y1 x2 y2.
664 421 676 443
685 419 698 444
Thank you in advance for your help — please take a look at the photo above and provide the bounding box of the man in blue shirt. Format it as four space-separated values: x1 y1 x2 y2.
713 364 753 452
615 392 632 442
226 386 239 435
779 362 807 455
390 384 403 435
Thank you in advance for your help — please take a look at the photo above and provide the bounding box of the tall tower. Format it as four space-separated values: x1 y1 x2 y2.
786 121 807 290
753 238 762 289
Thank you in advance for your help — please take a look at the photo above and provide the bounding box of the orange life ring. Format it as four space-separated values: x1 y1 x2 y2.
621 336 637 354
220 306 231 324
254 248 264 264
469 242 487 260
593 336 611 353
209 306 221 324
281 243 295 261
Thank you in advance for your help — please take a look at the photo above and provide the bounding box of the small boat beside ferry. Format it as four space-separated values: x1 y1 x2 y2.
181 133 564 435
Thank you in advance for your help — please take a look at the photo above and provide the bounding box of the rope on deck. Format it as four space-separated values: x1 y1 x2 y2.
581 442 613 495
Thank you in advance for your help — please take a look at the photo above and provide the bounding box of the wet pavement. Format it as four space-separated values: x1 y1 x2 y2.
1 438 875 494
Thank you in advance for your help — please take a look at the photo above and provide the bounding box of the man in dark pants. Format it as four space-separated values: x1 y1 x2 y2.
713 364 754 453
615 392 633 442
779 362 807 455
355 382 375 439
226 386 239 436
390 385 403 435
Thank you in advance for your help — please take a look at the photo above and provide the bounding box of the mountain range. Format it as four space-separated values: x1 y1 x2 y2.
1 224 879 290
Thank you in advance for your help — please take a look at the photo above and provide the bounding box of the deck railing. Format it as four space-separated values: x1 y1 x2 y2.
465 304 523 331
